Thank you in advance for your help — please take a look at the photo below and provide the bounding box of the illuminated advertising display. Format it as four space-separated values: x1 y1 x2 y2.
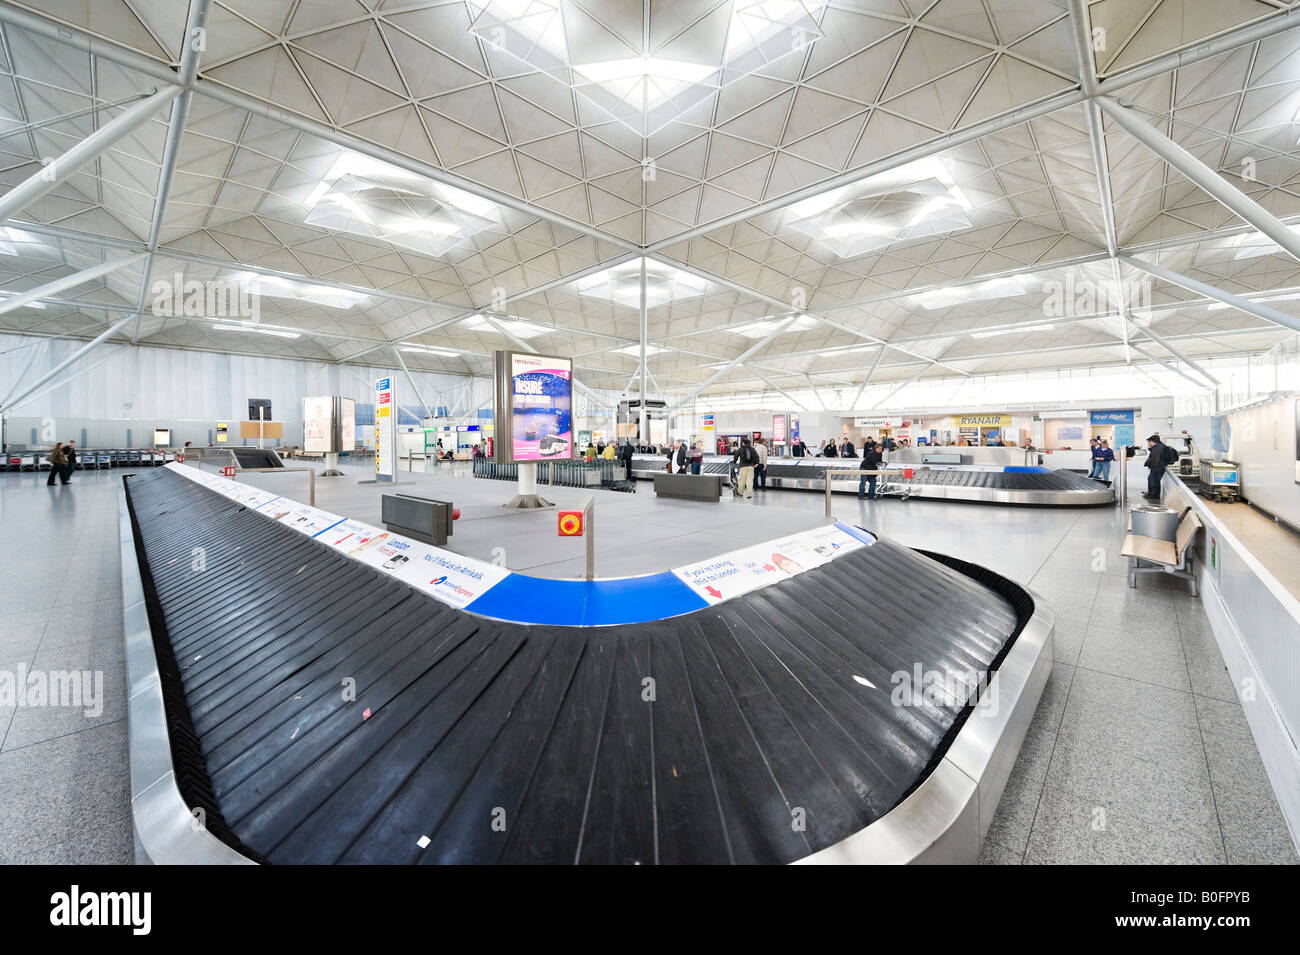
772 414 787 444
340 397 356 450
303 396 333 453
493 351 573 463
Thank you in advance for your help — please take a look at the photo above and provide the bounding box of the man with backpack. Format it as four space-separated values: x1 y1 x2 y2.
734 437 759 499
859 439 883 500
1144 434 1178 499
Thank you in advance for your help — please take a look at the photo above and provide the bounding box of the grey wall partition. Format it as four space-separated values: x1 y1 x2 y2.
1225 395 1300 529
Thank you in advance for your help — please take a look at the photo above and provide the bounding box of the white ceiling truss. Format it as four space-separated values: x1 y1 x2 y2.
1 0 1300 409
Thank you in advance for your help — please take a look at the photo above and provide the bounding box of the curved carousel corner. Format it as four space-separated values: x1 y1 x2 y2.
121 464 1053 865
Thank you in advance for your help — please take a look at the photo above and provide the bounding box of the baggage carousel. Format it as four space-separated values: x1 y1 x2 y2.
121 464 1053 865
630 454 1113 506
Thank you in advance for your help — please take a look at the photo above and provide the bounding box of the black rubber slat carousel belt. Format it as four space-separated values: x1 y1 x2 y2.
124 467 1032 864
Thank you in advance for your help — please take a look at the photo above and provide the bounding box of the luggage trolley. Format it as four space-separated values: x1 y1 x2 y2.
873 463 917 500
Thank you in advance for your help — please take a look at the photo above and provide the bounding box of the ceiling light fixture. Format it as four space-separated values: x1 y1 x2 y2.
211 321 302 339
232 271 372 310
1206 290 1300 311
732 315 818 337
400 343 462 356
820 343 878 357
461 313 549 338
0 226 58 259
469 0 824 136
970 322 1055 339
0 291 45 309
1229 224 1300 260
910 275 1033 311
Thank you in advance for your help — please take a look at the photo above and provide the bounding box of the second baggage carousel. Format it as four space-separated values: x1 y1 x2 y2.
630 454 1114 506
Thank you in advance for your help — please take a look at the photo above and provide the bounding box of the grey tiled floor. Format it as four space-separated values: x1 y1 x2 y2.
1 461 1294 864
0 471 133 865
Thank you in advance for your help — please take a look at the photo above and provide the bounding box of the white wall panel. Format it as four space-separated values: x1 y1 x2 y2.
0 334 499 448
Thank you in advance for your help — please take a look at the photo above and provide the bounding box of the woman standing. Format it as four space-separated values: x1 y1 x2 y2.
46 442 68 486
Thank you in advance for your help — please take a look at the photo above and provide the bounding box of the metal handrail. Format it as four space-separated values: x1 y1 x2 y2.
823 467 893 517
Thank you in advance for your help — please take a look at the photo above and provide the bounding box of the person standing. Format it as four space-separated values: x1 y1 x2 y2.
62 440 78 484
840 436 856 458
1096 439 1114 483
690 442 704 475
1144 434 1170 499
791 437 805 458
46 442 68 486
824 439 838 458
668 439 687 474
753 436 769 490
1087 437 1102 478
734 437 758 499
859 439 883 500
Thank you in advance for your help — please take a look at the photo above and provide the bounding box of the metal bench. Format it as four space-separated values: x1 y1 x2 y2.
1121 508 1202 595
653 472 724 501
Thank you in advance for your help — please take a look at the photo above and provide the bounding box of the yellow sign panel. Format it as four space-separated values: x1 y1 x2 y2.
958 414 1011 427
377 407 390 418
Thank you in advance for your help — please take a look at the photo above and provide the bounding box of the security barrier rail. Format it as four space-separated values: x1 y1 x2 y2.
472 457 631 489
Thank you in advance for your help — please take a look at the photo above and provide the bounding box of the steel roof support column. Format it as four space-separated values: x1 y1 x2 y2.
0 252 149 318
869 362 933 411
1098 95 1300 264
665 317 794 414
0 310 138 411
1128 341 1213 392
131 0 213 344
391 345 433 421
744 363 806 411
847 346 887 411
1120 255 1300 334
0 86 180 223
639 256 648 442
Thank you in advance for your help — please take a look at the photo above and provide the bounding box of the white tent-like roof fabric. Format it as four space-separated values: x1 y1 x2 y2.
1 0 1299 399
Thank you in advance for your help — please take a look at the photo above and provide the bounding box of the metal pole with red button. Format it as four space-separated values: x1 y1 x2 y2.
558 495 595 579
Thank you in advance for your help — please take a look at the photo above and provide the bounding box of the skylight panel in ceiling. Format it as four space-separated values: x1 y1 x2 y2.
461 313 549 338
303 152 497 258
788 157 973 258
469 0 823 136
575 259 710 307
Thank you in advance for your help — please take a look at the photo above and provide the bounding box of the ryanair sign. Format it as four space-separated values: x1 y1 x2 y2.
958 414 1011 427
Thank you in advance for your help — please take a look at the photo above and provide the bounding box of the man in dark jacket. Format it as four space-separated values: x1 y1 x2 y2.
1144 434 1171 499
63 440 78 484
840 438 856 458
858 440 883 500
618 440 635 480
667 439 687 474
